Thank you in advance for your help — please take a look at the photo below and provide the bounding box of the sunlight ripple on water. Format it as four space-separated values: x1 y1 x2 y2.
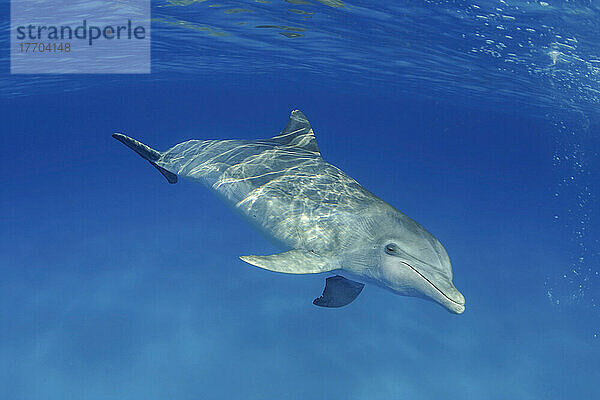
2 0 600 115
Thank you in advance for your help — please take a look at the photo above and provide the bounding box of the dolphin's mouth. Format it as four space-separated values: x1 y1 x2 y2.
401 261 465 314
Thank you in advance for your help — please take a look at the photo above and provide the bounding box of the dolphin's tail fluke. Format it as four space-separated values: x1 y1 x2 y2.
112 133 178 184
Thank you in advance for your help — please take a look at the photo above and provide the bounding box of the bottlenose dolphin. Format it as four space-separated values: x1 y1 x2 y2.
113 110 465 313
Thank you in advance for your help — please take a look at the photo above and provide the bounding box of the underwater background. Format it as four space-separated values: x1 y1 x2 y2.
1 0 600 398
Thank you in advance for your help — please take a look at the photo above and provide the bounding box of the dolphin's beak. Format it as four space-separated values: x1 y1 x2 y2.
401 261 466 314
443 286 466 314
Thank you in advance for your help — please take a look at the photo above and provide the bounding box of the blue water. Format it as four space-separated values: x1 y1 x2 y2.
2 1 600 399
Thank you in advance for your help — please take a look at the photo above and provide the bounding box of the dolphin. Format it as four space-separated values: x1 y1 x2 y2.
113 110 465 314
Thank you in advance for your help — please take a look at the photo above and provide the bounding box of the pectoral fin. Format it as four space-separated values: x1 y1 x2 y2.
313 275 364 308
239 250 336 274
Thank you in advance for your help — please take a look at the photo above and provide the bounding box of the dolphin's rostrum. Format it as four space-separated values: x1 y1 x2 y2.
113 110 465 314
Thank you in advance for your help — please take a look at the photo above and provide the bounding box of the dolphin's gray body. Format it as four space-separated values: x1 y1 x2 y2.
113 110 465 313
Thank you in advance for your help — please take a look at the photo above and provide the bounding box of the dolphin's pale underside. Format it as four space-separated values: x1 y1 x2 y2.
113 110 466 313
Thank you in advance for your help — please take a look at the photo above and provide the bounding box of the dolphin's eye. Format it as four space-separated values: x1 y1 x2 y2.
385 243 398 255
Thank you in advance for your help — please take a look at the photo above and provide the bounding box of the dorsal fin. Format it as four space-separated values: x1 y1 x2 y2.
271 110 320 154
